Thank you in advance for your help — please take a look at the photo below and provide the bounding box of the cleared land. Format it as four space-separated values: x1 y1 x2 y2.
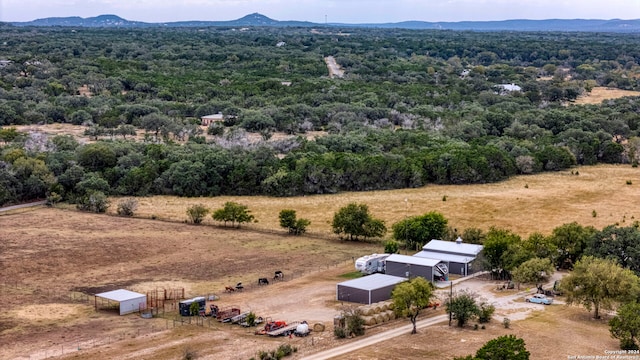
1 164 637 359
125 164 640 237
573 86 640 105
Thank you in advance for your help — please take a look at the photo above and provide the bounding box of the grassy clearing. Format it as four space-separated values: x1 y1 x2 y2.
573 86 640 105
119 164 640 237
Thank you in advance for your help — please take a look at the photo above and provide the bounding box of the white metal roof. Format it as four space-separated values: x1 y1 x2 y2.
386 254 442 267
338 273 406 291
413 250 475 264
95 289 146 302
422 240 483 256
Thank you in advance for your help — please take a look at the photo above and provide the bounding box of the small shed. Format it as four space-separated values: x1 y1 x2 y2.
95 289 147 315
200 113 224 126
384 254 446 281
336 274 406 305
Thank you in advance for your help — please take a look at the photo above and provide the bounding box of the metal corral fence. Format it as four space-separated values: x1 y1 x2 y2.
5 257 357 360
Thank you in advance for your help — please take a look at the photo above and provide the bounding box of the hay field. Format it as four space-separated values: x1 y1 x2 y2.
123 164 640 238
573 86 640 105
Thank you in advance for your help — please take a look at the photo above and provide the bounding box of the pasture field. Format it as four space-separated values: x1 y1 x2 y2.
0 164 636 359
125 164 640 237
573 86 640 105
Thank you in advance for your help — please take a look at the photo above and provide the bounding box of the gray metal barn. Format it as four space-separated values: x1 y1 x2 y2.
416 238 484 276
336 274 406 305
384 254 446 281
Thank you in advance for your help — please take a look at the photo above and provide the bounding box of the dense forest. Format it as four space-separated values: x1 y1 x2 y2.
1 25 639 206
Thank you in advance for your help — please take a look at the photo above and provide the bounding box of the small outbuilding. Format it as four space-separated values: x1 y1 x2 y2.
95 289 147 315
384 254 448 281
336 274 406 305
200 113 224 126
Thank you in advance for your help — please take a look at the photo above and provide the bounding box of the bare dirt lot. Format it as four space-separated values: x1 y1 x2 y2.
1 164 636 359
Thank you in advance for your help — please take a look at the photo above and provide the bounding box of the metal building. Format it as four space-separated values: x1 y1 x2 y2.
336 273 406 305
415 238 484 276
94 289 147 315
384 254 448 281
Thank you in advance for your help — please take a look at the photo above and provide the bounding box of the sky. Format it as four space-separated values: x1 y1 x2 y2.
1 0 639 23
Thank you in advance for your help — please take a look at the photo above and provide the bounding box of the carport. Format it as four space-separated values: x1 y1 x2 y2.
95 289 147 315
336 274 406 305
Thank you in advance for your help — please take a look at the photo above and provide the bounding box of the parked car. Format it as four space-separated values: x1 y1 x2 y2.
525 293 553 305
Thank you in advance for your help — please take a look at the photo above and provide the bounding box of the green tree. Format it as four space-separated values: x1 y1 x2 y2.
445 290 479 328
332 203 386 241
76 191 110 213
610 302 640 350
278 209 311 235
482 227 522 279
391 277 436 334
212 201 255 228
392 211 448 250
186 204 209 224
550 222 596 269
586 225 640 276
384 240 400 254
511 258 555 289
560 256 640 319
475 335 530 360
77 143 117 172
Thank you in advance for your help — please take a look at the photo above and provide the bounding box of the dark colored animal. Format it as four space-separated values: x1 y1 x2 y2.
235 282 244 291
258 278 269 285
225 286 235 292
273 271 284 281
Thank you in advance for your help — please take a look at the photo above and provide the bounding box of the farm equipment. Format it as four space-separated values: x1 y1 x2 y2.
255 318 302 336
230 312 250 324
178 296 206 316
216 306 241 322
240 316 264 327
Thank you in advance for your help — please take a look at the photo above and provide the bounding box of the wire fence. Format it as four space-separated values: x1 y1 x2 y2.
4 257 356 360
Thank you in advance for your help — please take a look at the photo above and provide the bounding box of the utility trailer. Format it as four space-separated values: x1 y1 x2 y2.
266 321 301 337
230 312 250 324
216 306 241 322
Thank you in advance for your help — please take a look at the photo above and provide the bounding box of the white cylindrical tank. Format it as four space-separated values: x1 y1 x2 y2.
296 323 309 336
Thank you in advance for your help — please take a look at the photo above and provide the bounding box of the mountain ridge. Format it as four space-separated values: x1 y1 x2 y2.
8 13 640 32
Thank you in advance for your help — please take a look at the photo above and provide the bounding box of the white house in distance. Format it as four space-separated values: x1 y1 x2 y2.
200 113 224 126
496 83 522 94
414 238 483 277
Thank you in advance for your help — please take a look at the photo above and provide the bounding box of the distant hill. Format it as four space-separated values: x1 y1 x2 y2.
10 13 640 32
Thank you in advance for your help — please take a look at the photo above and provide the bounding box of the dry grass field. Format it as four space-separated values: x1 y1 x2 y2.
124 164 640 238
0 164 637 359
573 86 640 105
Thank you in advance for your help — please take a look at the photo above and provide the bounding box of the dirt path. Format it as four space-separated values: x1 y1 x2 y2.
325 56 344 78
0 200 46 212
301 314 448 360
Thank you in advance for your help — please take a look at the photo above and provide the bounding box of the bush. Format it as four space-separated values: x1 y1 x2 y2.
621 338 639 351
117 198 138 216
246 312 256 327
478 302 496 323
76 191 109 213
334 326 347 338
384 240 399 254
187 204 210 224
503 317 511 329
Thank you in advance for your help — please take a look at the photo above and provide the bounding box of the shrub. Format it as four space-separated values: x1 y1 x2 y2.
503 317 511 329
627 180 633 185
183 346 197 360
187 204 209 224
246 312 256 327
334 326 347 338
117 198 138 216
76 191 109 213
592 210 597 218
478 302 496 323
384 240 399 254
